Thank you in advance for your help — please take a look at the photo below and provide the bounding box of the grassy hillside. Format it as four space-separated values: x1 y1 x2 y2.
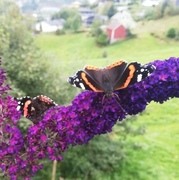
35 32 179 65
35 15 179 65
34 17 179 180
133 15 179 35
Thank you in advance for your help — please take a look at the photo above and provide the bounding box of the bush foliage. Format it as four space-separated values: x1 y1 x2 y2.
96 31 109 46
167 28 176 38
52 8 82 33
143 0 179 20
91 21 109 46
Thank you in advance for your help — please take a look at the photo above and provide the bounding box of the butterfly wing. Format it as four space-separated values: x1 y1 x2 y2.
34 95 58 106
68 61 128 92
15 95 57 123
104 60 128 89
15 96 32 118
68 61 155 92
68 69 104 92
126 63 155 86
114 62 156 90
29 95 57 123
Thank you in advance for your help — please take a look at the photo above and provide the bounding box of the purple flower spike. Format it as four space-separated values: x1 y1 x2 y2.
41 57 179 153
1 57 179 179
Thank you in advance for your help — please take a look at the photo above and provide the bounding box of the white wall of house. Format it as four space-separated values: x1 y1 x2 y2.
35 21 63 33
110 11 136 29
118 0 132 4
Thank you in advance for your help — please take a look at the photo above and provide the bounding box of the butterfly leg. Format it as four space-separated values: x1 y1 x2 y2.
112 93 127 114
101 94 127 115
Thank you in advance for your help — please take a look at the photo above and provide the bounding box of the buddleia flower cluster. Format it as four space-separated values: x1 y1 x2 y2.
0 57 179 179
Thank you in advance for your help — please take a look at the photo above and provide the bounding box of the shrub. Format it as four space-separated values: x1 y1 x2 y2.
102 51 107 58
167 28 176 38
143 0 179 20
144 8 156 20
55 29 65 35
52 8 82 33
96 32 109 46
126 28 136 38
90 21 102 37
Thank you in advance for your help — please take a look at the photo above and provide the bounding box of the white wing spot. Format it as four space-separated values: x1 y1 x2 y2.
17 105 21 111
79 83 85 90
137 74 143 82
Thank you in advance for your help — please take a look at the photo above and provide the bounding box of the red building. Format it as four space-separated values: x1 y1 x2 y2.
106 22 127 44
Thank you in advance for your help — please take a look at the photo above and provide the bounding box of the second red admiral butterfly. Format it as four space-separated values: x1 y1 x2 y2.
68 60 155 96
15 95 57 124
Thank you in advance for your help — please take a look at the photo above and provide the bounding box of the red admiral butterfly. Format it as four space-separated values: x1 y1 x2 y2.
15 95 57 123
68 60 155 96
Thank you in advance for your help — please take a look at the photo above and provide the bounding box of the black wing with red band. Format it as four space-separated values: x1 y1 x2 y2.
68 60 155 93
15 95 57 124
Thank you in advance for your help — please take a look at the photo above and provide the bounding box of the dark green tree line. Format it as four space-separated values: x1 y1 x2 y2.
52 8 82 33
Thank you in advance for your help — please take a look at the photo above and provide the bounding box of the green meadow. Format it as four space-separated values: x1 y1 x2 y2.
35 17 179 179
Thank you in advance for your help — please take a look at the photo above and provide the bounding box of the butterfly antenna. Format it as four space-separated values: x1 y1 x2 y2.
101 95 106 114
102 94 106 104
101 94 126 114
112 93 127 114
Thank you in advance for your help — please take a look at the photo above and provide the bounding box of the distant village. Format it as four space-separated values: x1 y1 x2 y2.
14 0 179 44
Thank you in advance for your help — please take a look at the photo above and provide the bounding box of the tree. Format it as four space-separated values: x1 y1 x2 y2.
107 3 117 18
65 14 82 33
22 0 38 12
52 8 70 20
98 2 117 18
96 31 109 46
52 8 82 33
90 20 102 37
90 20 109 46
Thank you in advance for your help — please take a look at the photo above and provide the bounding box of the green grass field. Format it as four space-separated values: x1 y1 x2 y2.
35 18 179 180
35 32 179 64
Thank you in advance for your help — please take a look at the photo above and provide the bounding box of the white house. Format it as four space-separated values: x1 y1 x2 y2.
110 10 136 29
142 0 162 7
115 0 132 5
35 19 65 33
